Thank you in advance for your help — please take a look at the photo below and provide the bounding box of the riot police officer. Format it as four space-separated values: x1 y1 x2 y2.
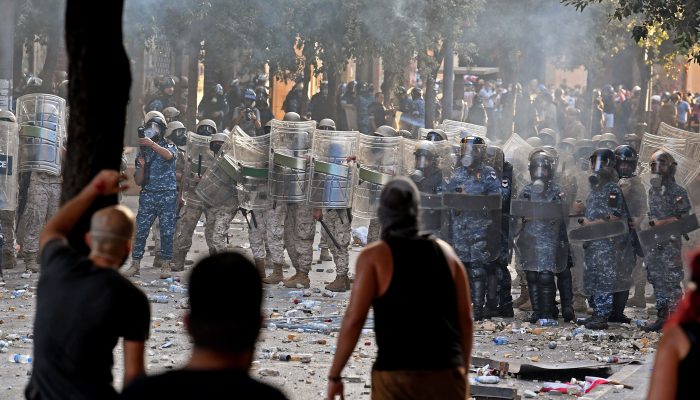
144 76 177 113
443 136 500 320
366 125 399 245
642 150 691 332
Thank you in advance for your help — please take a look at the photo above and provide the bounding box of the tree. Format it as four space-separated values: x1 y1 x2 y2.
563 0 700 63
61 0 130 253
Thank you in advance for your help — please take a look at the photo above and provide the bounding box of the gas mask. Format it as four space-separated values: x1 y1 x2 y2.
170 129 187 147
210 141 223 154
410 170 425 184
142 122 162 141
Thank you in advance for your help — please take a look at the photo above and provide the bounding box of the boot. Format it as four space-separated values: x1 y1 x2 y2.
160 261 173 279
557 269 575 322
573 294 588 313
283 271 311 289
2 252 16 270
319 248 332 262
263 263 285 285
122 260 141 277
583 314 609 330
325 275 351 292
609 290 632 323
497 264 514 318
627 283 647 308
170 251 186 272
525 273 540 323
469 266 486 321
24 253 39 273
513 282 530 308
153 255 163 270
254 258 266 278
539 272 557 321
642 308 668 332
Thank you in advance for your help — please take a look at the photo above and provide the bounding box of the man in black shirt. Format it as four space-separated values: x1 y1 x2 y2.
26 170 151 400
369 91 395 133
121 252 288 400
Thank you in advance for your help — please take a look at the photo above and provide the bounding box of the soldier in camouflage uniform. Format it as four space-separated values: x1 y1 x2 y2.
612 145 647 322
123 112 178 277
642 150 691 332
576 148 630 329
442 136 500 320
365 125 400 244
0 111 17 270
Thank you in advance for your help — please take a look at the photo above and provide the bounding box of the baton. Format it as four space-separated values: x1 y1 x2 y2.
197 154 202 177
319 219 341 250
240 208 252 229
250 210 258 229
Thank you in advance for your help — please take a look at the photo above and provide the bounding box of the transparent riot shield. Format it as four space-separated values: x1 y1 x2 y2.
441 192 502 262
307 130 358 209
502 132 533 191
195 131 237 207
511 186 569 274
182 131 214 207
268 119 315 203
439 119 487 143
0 120 19 210
235 131 272 210
16 94 66 175
400 139 453 193
351 134 403 219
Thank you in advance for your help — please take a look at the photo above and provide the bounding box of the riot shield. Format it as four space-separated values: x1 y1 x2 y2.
568 219 628 242
510 194 569 274
418 193 443 236
268 119 315 203
637 214 699 253
16 94 66 176
307 130 358 209
0 119 19 210
502 133 533 191
235 131 272 210
351 134 402 219
439 119 486 143
400 139 453 192
441 192 502 262
182 131 215 207
195 130 237 207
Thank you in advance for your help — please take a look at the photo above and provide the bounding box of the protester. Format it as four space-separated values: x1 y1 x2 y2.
647 250 700 399
26 170 150 400
326 177 473 400
121 252 288 399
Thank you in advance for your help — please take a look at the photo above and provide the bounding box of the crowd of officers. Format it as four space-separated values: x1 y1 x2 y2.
3 74 692 333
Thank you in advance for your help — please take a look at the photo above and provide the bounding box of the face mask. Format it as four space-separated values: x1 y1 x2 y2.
210 142 223 154
588 173 600 187
410 170 425 184
461 155 474 168
144 126 160 140
650 173 663 188
532 179 545 194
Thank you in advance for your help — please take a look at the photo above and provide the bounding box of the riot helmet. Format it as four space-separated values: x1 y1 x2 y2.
558 137 577 154
318 118 336 131
425 129 447 142
142 111 166 140
163 107 181 122
485 146 504 178
623 133 642 152
613 145 638 179
166 121 187 147
537 128 557 146
591 134 602 147
588 148 616 186
459 136 486 168
411 140 436 183
209 132 228 154
575 139 595 171
598 132 619 150
283 112 301 122
528 151 555 194
0 110 16 123
243 88 256 107
374 125 398 137
398 129 416 140
525 136 543 148
263 120 272 135
25 76 43 94
196 119 217 136
649 150 677 187
159 76 176 96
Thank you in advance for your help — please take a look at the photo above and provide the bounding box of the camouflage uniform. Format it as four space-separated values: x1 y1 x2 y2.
323 208 352 277
583 181 630 318
443 164 500 319
618 176 648 309
205 203 239 255
0 210 16 269
284 203 315 274
132 142 178 262
367 218 381 244
16 172 62 271
249 206 287 264
646 180 690 314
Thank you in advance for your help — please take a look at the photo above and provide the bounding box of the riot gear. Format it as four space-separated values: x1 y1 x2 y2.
623 133 642 153
588 148 616 186
196 119 217 136
459 136 486 168
318 118 336 131
575 139 595 171
159 76 176 90
528 151 555 194
374 125 397 137
526 136 543 148
166 121 187 147
558 138 577 154
16 94 66 175
649 150 677 188
209 132 228 154
0 110 16 123
269 119 316 202
537 128 557 146
614 145 638 179
284 112 301 122
0 111 19 210
598 132 619 150
425 129 447 142
307 130 358 208
163 107 180 122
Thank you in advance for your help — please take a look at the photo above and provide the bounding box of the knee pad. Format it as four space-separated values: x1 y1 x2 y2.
469 265 486 281
538 271 555 286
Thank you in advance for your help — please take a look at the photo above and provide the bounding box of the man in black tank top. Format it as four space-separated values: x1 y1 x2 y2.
327 178 473 400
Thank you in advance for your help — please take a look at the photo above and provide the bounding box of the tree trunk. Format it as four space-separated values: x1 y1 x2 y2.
424 43 446 130
0 0 15 109
62 0 131 254
326 63 339 121
38 23 60 91
441 38 455 124
381 67 395 107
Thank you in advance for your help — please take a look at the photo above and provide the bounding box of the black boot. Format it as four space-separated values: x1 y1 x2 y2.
538 271 557 320
525 271 540 323
642 307 668 332
556 268 575 322
609 290 632 323
497 261 514 317
470 265 487 321
584 314 609 330
483 265 499 319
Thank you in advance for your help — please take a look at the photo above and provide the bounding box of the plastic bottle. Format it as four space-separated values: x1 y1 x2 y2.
148 295 169 303
475 376 500 384
538 319 558 327
168 285 188 294
632 319 647 327
8 354 32 364
492 336 509 345
11 290 26 297
596 355 619 363
288 290 304 298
